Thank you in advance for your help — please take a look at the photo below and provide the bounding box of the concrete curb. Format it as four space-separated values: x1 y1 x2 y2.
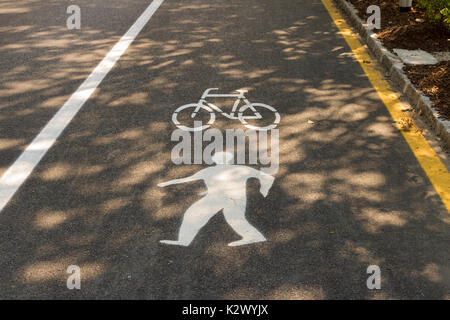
333 0 450 148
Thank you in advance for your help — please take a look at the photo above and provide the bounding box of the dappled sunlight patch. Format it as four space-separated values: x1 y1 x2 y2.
211 60 243 69
100 197 131 212
179 19 199 25
267 77 307 93
366 122 397 138
167 164 203 180
270 229 297 243
40 162 72 181
20 260 104 283
329 183 384 203
273 30 290 36
147 121 170 132
281 173 325 202
367 291 393 299
161 49 193 59
168 4 212 12
21 261 65 283
275 149 305 174
358 208 408 233
300 191 326 204
65 234 97 246
338 51 358 61
331 45 345 51
106 231 141 248
31 36 74 49
285 53 306 61
0 138 25 151
148 76 177 90
0 25 33 33
219 55 234 61
34 208 78 230
116 161 165 188
304 87 351 104
203 245 259 276
223 287 257 299
337 103 369 121
366 142 388 151
219 69 245 79
3 65 29 76
0 16 127 153
151 203 183 220
413 262 444 283
92 129 146 146
425 220 450 232
125 39 159 53
272 19 341 61
180 59 194 67
247 68 275 79
108 92 148 107
308 127 348 143
333 169 385 187
35 212 66 229
149 60 176 71
61 49 114 64
278 116 319 140
304 239 322 248
265 285 326 299
338 241 383 265
0 79 51 95
39 95 72 109
359 191 384 202
79 164 105 176
440 214 450 226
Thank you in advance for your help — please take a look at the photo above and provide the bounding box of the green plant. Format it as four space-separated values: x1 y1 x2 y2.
440 7 450 27
416 0 450 30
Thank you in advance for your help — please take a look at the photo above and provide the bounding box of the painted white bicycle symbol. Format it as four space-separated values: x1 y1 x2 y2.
172 88 280 131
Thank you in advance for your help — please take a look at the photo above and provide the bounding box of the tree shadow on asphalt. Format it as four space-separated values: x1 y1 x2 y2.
0 0 449 299
0 0 151 174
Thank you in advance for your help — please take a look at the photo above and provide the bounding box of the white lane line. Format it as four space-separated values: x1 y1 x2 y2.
0 0 165 212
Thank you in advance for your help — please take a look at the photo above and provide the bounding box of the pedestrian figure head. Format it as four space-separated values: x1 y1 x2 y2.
212 151 234 165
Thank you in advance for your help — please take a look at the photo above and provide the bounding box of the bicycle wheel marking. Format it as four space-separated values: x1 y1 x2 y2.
172 103 216 132
238 103 281 131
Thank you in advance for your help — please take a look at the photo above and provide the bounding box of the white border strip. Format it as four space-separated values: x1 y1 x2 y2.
0 0 165 212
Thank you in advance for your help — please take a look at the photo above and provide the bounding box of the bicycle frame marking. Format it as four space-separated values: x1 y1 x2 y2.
193 88 262 120
172 88 280 131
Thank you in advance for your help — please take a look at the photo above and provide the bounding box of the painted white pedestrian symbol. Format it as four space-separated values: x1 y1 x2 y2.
158 152 275 246
172 88 280 131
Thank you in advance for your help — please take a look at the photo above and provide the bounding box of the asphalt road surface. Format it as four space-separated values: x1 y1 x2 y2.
0 0 449 299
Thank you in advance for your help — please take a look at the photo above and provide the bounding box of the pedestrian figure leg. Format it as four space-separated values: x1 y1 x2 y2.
223 202 266 246
160 197 222 246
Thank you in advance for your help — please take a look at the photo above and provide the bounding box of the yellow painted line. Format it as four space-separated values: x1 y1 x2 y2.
321 0 450 212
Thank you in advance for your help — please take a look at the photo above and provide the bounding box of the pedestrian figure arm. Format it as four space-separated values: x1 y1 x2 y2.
258 172 274 197
158 173 202 187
